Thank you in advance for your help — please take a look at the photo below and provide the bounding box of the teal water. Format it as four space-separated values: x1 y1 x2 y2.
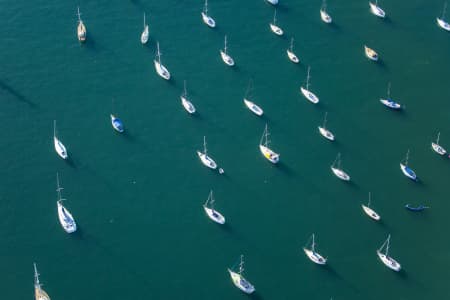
1 0 450 299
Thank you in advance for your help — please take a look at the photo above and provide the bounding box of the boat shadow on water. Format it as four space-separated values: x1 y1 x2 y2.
276 161 295 177
0 80 37 108
244 291 264 300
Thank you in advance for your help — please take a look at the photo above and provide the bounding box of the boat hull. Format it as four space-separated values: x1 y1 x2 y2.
432 143 447 155
141 26 149 44
35 286 51 300
154 60 171 80
57 201 77 233
369 2 386 18
400 163 417 181
287 50 299 63
244 99 263 116
320 10 332 23
377 251 401 271
362 205 380 220
303 248 327 265
201 12 216 28
203 206 225 224
181 96 196 114
197 151 217 169
319 127 334 141
365 46 378 61
300 87 319 104
266 0 278 5
270 24 283 35
259 144 279 163
110 114 124 132
220 51 235 66
54 137 68 159
77 22 86 42
380 98 401 109
228 269 255 294
331 167 350 181
437 18 450 31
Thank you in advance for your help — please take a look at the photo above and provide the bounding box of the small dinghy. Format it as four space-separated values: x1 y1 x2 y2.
405 204 429 211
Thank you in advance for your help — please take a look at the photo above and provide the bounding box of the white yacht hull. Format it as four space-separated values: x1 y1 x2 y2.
369 2 386 18
141 26 149 44
318 127 334 141
57 201 77 233
154 60 170 80
320 10 332 23
220 51 235 66
181 96 196 114
400 163 417 181
380 98 401 109
432 142 447 155
270 23 283 35
437 18 450 31
365 46 378 61
287 50 299 63
362 205 380 221
377 251 401 271
266 0 278 5
54 137 68 159
202 12 216 28
303 248 327 265
300 87 319 104
228 269 255 294
197 151 217 169
203 206 225 224
331 167 350 181
259 144 279 164
244 99 263 116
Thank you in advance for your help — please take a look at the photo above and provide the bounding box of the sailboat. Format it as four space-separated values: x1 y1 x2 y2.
400 149 417 181
53 120 68 160
228 255 255 294
364 45 379 61
154 42 171 80
56 173 77 233
141 13 149 44
34 263 51 300
431 132 447 155
376 235 401 271
405 204 429 211
380 82 402 109
201 0 216 28
203 190 225 224
369 0 386 18
361 192 380 221
331 153 350 181
303 234 327 265
300 66 319 104
180 81 196 114
220 35 235 66
259 124 280 164
197 136 218 170
77 7 87 42
266 0 279 5
320 0 333 23
110 114 124 133
437 2 450 31
270 9 284 36
318 112 335 141
243 80 264 116
287 38 300 63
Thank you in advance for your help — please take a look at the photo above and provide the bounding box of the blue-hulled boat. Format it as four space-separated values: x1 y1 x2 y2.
400 150 417 181
110 114 124 133
405 204 429 211
380 83 402 110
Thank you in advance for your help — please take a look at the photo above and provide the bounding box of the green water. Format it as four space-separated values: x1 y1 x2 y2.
1 0 450 299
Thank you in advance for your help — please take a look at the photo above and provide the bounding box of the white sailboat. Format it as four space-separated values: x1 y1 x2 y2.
361 192 380 221
180 80 196 114
53 120 68 160
380 82 402 109
203 190 225 224
201 0 216 28
154 42 171 80
197 136 218 170
320 0 333 23
432 132 447 155
369 0 386 18
56 173 77 233
34 263 51 300
303 234 327 265
331 153 350 181
266 0 279 5
228 255 255 294
270 9 284 36
376 234 401 272
364 45 379 61
437 2 450 31
77 7 87 42
300 66 319 104
400 149 417 181
318 112 335 141
141 13 149 44
110 114 124 133
220 35 235 66
243 80 264 116
259 124 280 164
287 38 299 63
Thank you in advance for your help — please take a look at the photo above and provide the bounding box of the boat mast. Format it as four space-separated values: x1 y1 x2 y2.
437 132 441 144
273 9 277 25
156 42 162 64
239 255 245 275
290 37 294 52
209 191 215 210
311 234 316 253
442 2 447 19
53 120 56 138
387 82 391 99
306 66 311 90
264 124 270 147
33 263 41 288
183 80 187 98
56 173 64 202
204 0 208 15
323 112 328 129
224 35 228 55
77 6 82 22
368 192 371 207
385 235 390 256
405 149 410 166
203 136 207 156
322 0 327 11
143 13 146 28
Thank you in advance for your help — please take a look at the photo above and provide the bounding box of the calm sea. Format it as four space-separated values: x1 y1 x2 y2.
1 0 450 299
